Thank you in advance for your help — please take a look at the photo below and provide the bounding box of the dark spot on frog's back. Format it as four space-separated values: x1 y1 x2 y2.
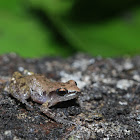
20 83 26 87
43 91 47 96
61 84 65 86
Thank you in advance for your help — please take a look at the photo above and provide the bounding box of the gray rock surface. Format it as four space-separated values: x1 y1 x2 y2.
0 53 140 139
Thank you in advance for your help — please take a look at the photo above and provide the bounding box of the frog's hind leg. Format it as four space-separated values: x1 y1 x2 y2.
20 97 33 109
12 92 33 109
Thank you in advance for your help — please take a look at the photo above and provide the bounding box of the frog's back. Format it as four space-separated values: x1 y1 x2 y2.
4 72 31 100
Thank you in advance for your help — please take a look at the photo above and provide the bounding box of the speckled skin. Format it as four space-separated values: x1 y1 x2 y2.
4 71 80 124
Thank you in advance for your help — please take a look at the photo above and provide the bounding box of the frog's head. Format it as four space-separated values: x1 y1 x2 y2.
48 80 80 107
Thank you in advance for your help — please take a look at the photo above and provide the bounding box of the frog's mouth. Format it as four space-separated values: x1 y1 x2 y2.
58 91 79 102
66 92 77 97
48 91 80 107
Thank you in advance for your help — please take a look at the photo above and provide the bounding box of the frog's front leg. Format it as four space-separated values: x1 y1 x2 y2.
40 102 75 125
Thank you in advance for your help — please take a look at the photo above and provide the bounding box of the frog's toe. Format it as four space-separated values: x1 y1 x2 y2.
56 112 67 119
55 117 76 125
21 99 33 110
25 104 34 111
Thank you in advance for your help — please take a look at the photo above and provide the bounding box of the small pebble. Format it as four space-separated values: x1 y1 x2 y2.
4 130 11 136
116 79 133 90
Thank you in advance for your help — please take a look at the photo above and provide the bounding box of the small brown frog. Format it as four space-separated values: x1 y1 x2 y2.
4 71 80 124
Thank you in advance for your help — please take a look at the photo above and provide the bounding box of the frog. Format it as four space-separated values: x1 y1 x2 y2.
4 71 80 124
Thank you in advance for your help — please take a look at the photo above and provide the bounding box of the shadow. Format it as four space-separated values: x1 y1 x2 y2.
69 0 140 24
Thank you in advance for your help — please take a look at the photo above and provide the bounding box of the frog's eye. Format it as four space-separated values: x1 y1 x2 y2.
56 88 68 96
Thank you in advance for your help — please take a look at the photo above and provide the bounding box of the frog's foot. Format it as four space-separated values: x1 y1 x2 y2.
54 117 76 125
56 112 67 119
40 105 75 125
20 99 33 110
